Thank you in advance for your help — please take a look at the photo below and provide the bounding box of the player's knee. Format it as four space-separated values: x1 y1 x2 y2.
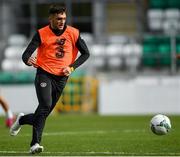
38 103 51 116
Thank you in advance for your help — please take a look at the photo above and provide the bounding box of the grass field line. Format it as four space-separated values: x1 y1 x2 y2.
0 150 179 156
20 129 146 137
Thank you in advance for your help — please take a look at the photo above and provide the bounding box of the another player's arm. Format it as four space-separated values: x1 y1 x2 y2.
22 32 41 67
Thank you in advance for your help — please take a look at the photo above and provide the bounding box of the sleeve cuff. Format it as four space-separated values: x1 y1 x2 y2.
70 67 74 72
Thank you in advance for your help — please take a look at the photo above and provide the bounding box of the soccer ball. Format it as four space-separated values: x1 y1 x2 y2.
150 114 171 135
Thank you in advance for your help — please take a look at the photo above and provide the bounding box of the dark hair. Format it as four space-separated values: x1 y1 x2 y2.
48 4 66 15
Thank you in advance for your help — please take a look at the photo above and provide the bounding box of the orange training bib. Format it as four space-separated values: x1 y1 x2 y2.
36 25 79 76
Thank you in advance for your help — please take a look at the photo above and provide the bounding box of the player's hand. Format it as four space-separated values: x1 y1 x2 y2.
27 56 38 68
62 66 73 76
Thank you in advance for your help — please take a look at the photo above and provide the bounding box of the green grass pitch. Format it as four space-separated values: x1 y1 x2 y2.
0 114 180 156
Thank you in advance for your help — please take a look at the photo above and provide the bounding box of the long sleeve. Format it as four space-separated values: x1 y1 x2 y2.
70 36 90 69
22 32 41 65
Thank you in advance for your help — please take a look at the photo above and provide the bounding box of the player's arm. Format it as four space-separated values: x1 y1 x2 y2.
69 35 90 70
22 32 41 66
62 36 90 76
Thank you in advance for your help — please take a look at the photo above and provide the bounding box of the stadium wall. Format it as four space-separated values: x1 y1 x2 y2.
99 76 180 115
0 76 180 115
0 85 38 115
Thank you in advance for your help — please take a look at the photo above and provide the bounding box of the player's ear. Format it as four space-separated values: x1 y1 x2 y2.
48 16 51 21
48 15 53 21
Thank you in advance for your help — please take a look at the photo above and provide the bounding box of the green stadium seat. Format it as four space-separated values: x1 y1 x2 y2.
143 44 158 53
159 44 171 53
150 0 168 9
176 36 180 44
158 43 171 66
142 35 172 67
142 57 157 66
168 0 180 9
176 44 180 53
150 0 180 9
142 44 157 66
143 35 170 44
176 44 180 65
143 35 159 44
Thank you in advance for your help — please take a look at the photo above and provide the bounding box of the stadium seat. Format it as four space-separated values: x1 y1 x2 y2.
142 36 159 62
1 59 16 71
81 33 94 45
1 58 31 72
4 46 26 59
159 44 171 65
90 44 107 70
142 35 172 67
106 44 123 69
164 9 180 33
148 9 164 19
147 8 180 33
162 20 179 34
106 44 123 56
147 9 164 31
16 60 31 71
176 44 180 52
176 43 180 65
108 35 129 44
90 44 105 56
148 19 163 31
8 34 27 46
164 9 180 20
168 0 180 9
149 0 168 9
123 44 142 69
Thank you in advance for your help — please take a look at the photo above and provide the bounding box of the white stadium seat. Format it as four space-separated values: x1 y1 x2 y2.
1 59 16 71
148 19 163 31
1 59 33 71
106 44 123 69
106 44 123 56
164 9 180 20
90 44 106 57
16 60 31 71
147 9 164 31
123 44 142 69
108 35 129 44
4 46 26 59
90 44 106 69
8 34 27 46
107 57 123 69
81 33 94 45
162 20 180 34
148 9 164 19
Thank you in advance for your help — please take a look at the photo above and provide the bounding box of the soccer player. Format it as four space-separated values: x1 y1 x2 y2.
0 95 14 128
10 4 90 154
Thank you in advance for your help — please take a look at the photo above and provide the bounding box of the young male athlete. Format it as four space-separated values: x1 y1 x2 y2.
10 4 90 154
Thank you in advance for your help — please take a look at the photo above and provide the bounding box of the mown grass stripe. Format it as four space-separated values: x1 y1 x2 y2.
0 150 180 156
17 129 146 137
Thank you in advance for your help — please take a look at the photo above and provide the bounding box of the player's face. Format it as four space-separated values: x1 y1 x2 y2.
50 12 66 30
